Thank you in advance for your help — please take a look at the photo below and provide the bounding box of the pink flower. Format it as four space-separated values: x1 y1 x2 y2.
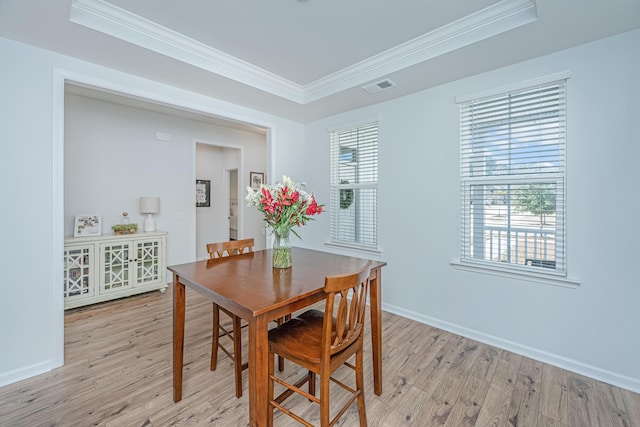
306 197 322 216
246 175 323 237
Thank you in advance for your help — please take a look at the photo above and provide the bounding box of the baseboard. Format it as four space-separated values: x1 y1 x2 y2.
0 360 53 388
382 302 640 394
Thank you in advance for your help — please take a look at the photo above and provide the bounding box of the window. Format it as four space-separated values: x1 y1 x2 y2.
330 122 378 249
459 78 567 276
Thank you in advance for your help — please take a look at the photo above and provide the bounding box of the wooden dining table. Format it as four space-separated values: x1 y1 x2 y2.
168 247 386 427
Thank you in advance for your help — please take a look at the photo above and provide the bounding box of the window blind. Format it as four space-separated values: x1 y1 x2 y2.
330 123 378 248
460 80 567 275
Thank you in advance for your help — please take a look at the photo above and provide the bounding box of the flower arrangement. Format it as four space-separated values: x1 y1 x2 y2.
246 175 323 237
246 175 323 267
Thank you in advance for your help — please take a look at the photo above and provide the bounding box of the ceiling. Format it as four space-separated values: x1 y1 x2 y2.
1 0 640 124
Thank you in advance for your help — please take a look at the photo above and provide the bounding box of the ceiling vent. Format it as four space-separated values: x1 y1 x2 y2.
362 79 397 94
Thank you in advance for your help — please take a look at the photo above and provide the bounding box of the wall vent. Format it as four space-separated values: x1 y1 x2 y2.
362 79 397 94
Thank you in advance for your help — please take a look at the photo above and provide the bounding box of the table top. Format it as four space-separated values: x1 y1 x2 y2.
168 247 384 319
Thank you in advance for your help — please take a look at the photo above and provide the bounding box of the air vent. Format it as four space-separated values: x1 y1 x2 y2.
362 79 397 94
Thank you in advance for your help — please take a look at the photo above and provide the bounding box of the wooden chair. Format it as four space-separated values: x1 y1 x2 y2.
267 261 372 427
207 238 288 398
207 238 254 398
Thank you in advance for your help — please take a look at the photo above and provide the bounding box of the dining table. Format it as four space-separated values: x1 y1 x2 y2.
168 247 386 427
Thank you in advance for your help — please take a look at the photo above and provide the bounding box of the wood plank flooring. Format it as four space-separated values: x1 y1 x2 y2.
1 286 638 426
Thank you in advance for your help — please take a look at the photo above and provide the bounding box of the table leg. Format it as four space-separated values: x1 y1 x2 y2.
248 314 269 427
370 268 383 395
173 275 186 402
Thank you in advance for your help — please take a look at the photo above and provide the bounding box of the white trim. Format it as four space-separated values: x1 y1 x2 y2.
0 360 53 388
51 69 66 369
450 259 581 288
382 302 640 394
305 0 538 103
456 70 572 103
59 71 275 132
70 0 537 105
70 0 304 103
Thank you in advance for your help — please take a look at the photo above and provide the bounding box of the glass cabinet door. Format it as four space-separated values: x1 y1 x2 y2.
100 241 133 293
135 239 161 287
64 244 95 300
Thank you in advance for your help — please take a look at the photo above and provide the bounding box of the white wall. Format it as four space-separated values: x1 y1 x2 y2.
65 94 269 266
303 29 640 392
0 36 304 387
0 38 61 389
3 27 639 394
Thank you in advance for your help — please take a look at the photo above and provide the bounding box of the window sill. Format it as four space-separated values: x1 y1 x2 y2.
450 259 580 288
324 241 383 257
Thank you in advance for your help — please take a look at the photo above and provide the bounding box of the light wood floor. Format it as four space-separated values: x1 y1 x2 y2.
1 287 639 426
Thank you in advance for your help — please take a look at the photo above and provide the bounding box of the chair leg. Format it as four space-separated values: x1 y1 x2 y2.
355 346 367 427
275 315 291 372
210 303 220 371
320 368 331 427
267 350 275 427
307 371 316 404
233 314 243 398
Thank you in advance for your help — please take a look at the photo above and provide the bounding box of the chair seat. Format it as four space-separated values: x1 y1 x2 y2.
268 310 326 364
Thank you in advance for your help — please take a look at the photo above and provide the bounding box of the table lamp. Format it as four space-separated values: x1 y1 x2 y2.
139 196 160 232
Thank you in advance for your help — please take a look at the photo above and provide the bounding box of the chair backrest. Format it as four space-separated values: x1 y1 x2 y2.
322 261 372 356
207 238 254 259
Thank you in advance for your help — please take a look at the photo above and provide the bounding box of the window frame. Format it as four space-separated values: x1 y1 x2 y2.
327 120 380 254
456 72 573 283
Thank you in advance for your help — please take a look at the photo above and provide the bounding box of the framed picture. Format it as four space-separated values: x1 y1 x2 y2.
250 172 265 191
196 179 211 207
74 215 102 237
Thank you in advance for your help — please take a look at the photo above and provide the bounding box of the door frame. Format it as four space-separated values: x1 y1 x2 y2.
52 68 274 370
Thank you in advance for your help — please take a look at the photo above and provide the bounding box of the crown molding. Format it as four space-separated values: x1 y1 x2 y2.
303 0 537 102
70 0 537 105
70 0 305 103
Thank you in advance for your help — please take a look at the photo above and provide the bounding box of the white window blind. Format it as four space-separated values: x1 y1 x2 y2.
460 79 567 275
330 122 378 248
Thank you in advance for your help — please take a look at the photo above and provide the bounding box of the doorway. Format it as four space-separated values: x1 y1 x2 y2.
56 76 271 372
195 143 242 260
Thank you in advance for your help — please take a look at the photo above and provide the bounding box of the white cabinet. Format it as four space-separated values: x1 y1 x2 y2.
64 231 167 309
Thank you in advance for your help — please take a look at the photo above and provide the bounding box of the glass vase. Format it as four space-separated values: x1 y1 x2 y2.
272 229 292 268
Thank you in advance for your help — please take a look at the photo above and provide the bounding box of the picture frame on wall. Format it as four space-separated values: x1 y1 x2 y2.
196 179 211 207
250 172 265 191
74 214 102 237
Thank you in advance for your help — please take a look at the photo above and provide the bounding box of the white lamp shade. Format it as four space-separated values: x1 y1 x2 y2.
139 197 160 214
